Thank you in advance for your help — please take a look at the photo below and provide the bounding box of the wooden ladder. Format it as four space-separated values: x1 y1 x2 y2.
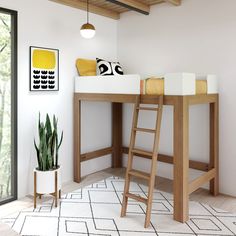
120 95 163 228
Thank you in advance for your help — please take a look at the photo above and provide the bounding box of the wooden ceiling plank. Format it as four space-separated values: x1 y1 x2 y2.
50 0 120 19
138 0 164 5
97 1 128 12
166 0 181 6
106 0 150 15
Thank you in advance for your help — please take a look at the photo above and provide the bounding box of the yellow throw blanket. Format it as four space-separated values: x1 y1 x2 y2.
196 80 207 95
141 77 208 95
141 77 164 95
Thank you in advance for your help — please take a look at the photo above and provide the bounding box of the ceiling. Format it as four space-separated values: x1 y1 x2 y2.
50 0 181 20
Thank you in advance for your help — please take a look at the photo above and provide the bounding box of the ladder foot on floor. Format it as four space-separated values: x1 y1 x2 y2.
144 220 150 228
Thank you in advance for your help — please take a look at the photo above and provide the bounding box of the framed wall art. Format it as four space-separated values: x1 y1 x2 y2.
30 46 59 91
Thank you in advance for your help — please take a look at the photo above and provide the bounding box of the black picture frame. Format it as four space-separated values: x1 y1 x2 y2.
29 46 59 91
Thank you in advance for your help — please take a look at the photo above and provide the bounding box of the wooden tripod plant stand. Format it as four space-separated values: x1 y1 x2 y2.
34 168 62 208
121 95 163 228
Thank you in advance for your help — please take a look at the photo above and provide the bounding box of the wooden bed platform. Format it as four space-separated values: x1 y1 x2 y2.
74 93 219 223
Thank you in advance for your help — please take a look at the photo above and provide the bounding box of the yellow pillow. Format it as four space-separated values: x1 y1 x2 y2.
76 58 96 76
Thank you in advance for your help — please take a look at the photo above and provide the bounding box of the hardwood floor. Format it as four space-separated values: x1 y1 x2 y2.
1 167 236 235
0 223 19 236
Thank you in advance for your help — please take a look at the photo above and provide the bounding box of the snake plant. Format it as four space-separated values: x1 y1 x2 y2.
34 113 63 171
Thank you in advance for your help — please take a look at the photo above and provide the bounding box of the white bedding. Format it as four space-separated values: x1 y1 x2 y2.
74 73 218 95
74 74 140 94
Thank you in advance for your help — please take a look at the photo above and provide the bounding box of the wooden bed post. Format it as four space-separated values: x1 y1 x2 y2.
112 102 123 168
74 94 81 183
173 96 189 222
209 95 219 195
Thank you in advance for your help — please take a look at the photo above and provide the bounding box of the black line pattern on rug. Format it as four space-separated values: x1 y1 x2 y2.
2 177 236 236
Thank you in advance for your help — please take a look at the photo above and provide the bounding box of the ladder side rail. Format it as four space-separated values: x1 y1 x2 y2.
145 95 164 228
121 95 140 217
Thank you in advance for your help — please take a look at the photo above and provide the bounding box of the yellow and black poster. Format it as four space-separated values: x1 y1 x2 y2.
30 46 59 91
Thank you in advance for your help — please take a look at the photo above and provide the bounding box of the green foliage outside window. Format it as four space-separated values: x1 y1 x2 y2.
0 13 12 199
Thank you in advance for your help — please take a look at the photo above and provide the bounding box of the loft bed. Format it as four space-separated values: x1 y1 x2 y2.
73 74 219 223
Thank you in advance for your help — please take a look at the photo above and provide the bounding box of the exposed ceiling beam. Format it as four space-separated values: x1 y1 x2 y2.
106 0 150 15
50 0 120 20
166 0 181 6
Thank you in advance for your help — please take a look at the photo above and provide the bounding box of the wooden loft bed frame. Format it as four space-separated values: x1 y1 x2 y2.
74 93 219 223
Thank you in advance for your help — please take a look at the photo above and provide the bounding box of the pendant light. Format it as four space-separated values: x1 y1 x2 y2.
80 0 96 39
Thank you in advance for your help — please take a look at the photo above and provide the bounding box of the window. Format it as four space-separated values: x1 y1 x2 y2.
0 7 17 204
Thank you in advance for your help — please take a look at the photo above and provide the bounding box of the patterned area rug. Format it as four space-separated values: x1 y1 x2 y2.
1 176 236 236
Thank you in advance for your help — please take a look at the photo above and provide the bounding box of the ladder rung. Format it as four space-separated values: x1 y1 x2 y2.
126 193 147 204
134 127 155 133
137 106 159 111
128 169 150 180
132 148 153 157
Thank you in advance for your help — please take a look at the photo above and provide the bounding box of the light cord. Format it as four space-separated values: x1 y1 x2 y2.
87 0 89 23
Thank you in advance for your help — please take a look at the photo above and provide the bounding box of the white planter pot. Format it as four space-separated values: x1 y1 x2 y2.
34 166 61 194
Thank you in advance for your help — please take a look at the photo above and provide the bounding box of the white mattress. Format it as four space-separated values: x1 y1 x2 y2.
74 74 140 94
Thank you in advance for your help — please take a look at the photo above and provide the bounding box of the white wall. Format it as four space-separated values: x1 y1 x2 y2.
118 0 236 196
1 0 117 198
